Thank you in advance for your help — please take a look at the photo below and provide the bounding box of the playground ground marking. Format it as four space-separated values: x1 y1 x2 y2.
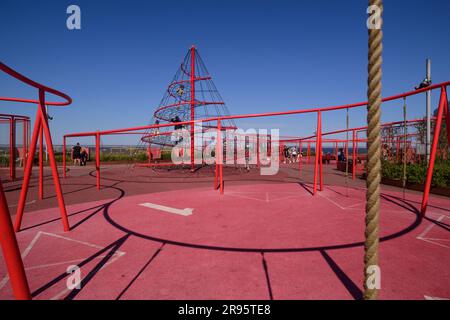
139 202 193 216
0 231 125 293
416 215 450 249
225 192 310 203
317 192 364 211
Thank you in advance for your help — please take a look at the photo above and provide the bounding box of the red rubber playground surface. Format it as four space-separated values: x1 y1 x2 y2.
1 163 449 300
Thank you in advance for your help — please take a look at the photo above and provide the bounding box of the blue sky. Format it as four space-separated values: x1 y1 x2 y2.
1 0 449 145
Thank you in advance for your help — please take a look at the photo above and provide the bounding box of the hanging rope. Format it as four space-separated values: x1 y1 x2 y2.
364 0 383 300
402 97 408 199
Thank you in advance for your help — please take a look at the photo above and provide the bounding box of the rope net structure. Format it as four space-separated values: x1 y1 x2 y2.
139 46 236 169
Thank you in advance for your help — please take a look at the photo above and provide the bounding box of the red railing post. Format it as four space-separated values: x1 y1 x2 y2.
38 89 70 231
216 119 223 194
335 141 338 165
319 113 323 191
313 111 322 194
63 136 67 179
256 133 260 169
39 125 44 200
352 129 357 180
299 141 302 175
421 87 448 215
0 180 31 300
9 116 16 181
96 131 101 190
190 46 196 171
15 109 42 232
22 119 28 170
307 142 311 164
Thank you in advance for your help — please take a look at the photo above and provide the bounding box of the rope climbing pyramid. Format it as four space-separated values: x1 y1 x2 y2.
141 46 237 169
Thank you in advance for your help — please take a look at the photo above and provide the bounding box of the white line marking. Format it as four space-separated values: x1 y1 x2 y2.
225 192 310 203
418 238 450 249
318 193 364 211
417 215 445 239
139 202 193 216
0 231 125 295
417 215 450 249
420 238 450 242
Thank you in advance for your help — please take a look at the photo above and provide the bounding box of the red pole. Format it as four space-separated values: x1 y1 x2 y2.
299 142 302 175
37 89 70 231
96 131 100 190
218 120 223 194
256 133 260 169
319 113 323 191
313 111 321 195
215 120 220 190
0 180 31 299
190 46 196 171
9 116 16 181
214 131 218 190
14 109 42 232
356 132 359 163
307 142 310 164
233 137 238 167
63 137 67 179
421 87 448 215
335 141 338 164
22 119 27 170
352 129 356 180
39 125 44 200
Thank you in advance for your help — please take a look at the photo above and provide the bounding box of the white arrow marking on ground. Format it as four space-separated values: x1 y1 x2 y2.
139 202 193 216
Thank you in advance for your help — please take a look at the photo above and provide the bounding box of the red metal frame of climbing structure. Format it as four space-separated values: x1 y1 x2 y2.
0 61 73 299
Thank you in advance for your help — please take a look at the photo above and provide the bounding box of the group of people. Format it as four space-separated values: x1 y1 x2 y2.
71 143 89 166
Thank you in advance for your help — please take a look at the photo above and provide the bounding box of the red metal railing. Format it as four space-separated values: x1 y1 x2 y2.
64 81 450 215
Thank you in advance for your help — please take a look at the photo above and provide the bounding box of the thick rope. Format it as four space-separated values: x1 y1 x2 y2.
364 0 383 300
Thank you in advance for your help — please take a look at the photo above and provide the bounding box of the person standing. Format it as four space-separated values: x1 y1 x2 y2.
72 143 81 166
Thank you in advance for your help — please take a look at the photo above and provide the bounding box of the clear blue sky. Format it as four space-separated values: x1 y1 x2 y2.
1 0 449 145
